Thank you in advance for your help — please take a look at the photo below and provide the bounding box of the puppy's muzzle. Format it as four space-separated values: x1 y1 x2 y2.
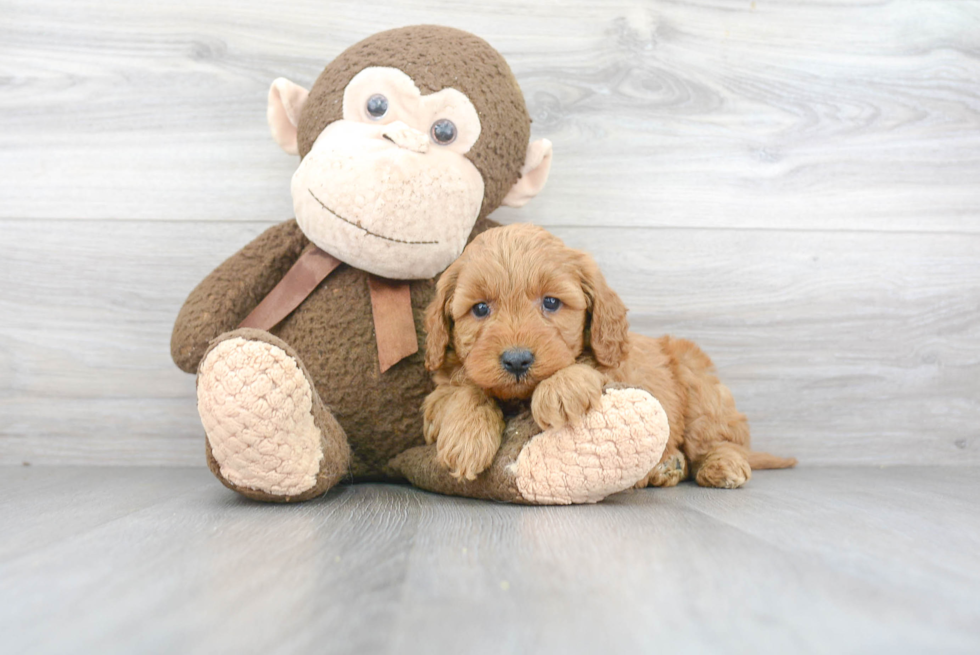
500 348 534 379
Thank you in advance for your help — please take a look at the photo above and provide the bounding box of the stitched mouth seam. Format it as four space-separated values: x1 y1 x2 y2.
308 189 439 245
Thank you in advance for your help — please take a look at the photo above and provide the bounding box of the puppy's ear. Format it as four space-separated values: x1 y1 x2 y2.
424 259 461 371
578 253 630 368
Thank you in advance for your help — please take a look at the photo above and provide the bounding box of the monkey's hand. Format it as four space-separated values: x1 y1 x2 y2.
423 384 504 481
531 364 606 430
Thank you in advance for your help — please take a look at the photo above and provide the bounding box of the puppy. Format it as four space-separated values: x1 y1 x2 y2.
422 223 796 487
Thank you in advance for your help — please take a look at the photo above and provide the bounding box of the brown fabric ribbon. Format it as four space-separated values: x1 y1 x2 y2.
239 245 419 373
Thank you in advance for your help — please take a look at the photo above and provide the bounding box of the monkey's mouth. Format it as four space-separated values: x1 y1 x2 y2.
307 189 439 246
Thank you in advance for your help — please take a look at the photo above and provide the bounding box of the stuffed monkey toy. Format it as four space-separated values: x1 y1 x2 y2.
171 25 669 504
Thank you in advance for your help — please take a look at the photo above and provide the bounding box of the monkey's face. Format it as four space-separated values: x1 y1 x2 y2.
291 67 486 280
269 26 553 278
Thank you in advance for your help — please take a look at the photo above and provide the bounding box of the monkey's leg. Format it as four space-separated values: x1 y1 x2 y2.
197 328 350 502
390 386 669 505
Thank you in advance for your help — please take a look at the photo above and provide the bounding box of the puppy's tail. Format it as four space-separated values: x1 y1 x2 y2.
745 450 798 470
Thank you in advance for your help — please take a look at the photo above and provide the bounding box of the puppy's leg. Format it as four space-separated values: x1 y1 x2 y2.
637 446 689 488
684 390 752 489
423 383 505 481
693 442 752 489
531 364 606 430
422 384 456 446
667 337 752 489
637 388 688 488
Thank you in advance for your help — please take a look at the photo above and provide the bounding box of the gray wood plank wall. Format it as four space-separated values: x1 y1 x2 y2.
1 0 978 466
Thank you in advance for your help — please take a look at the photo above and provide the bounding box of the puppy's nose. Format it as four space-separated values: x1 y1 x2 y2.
500 348 535 378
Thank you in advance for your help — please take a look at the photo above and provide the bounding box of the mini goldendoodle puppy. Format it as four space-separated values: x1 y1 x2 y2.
422 223 796 487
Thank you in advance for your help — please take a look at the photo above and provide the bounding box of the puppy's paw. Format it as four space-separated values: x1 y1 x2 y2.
422 385 456 445
531 365 605 430
641 450 688 488
695 449 751 489
425 385 505 481
436 403 505 481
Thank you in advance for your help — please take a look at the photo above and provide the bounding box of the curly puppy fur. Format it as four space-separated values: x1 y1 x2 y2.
423 224 796 485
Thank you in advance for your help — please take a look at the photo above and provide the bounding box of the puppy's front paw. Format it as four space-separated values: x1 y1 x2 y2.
422 386 455 445
436 404 505 481
425 385 505 481
531 365 605 430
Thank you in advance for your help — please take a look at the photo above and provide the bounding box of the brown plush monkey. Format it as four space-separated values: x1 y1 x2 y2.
171 25 669 504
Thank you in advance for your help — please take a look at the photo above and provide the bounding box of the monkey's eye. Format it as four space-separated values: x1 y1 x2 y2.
542 297 562 313
431 119 457 145
366 94 388 119
471 302 490 318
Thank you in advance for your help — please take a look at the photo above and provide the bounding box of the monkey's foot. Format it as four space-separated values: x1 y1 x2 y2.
390 387 669 505
513 388 669 504
197 329 350 502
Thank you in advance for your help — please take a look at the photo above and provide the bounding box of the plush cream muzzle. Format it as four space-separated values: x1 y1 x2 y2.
292 119 485 279
289 67 488 279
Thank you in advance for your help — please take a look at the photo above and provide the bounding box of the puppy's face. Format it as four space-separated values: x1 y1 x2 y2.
425 224 630 400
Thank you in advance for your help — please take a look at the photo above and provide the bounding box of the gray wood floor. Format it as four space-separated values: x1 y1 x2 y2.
2 466 978 655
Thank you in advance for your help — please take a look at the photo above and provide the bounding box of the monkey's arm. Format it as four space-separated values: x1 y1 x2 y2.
390 386 670 505
171 219 309 373
391 411 538 504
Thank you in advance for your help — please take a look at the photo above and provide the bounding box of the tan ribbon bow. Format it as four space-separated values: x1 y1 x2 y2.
239 245 418 373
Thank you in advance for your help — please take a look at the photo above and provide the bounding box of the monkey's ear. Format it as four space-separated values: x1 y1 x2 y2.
501 139 553 208
267 78 310 156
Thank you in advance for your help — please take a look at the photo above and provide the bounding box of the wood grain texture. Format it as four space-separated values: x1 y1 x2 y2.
1 220 977 466
1 466 978 654
0 1 978 466
1 0 979 230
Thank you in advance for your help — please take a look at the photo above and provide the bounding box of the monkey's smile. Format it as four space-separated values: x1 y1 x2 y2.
307 189 439 246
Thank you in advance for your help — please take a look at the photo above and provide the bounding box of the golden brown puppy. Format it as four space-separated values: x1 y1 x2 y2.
423 223 796 486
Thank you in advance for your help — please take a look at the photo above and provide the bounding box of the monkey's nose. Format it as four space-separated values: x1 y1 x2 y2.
500 348 535 378
381 121 429 153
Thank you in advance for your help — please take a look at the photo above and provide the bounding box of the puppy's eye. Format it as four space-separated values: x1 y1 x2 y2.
542 297 562 312
472 302 491 318
366 94 388 119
